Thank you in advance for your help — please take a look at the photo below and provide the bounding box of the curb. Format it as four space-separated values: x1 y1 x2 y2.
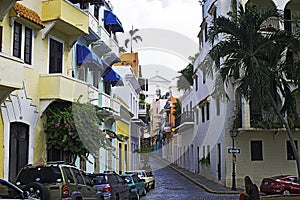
169 164 240 195
153 155 240 195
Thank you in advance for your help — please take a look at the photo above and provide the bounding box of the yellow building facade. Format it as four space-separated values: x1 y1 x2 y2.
0 0 91 181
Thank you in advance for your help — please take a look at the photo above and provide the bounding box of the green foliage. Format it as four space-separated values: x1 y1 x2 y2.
208 3 300 114
124 26 142 53
139 93 146 102
44 101 112 162
177 53 199 92
208 2 300 177
177 63 193 92
134 146 152 154
172 99 181 118
199 153 210 166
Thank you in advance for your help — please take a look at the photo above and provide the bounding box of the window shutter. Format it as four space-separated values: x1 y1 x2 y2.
13 22 22 58
24 27 32 64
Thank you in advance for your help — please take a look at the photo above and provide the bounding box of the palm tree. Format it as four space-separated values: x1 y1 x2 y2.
207 3 300 179
124 25 143 53
177 53 199 92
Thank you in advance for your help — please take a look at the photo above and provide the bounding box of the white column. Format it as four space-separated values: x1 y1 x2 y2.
241 97 250 128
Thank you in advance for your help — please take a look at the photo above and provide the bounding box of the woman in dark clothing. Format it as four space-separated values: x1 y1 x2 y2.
244 176 260 200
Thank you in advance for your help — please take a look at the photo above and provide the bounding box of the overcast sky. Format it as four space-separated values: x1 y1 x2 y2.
110 0 202 41
109 0 202 80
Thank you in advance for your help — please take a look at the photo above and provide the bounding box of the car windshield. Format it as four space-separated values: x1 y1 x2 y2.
16 167 62 185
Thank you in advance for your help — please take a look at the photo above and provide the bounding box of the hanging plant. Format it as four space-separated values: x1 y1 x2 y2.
199 153 210 166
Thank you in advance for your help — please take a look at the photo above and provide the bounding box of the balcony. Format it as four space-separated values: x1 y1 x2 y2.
175 111 194 131
98 92 120 118
163 122 171 132
139 103 147 116
41 0 89 46
99 26 119 55
0 0 19 20
250 112 283 129
39 74 91 103
0 53 24 102
81 10 100 44
284 19 300 35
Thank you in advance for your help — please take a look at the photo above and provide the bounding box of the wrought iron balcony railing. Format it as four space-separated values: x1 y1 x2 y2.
175 111 194 128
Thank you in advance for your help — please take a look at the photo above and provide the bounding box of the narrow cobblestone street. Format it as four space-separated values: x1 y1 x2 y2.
140 157 240 200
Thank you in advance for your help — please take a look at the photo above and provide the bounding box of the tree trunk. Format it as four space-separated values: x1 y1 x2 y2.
268 92 300 181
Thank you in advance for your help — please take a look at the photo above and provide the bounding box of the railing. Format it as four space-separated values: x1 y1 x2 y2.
86 10 99 35
98 92 120 115
250 112 283 129
284 19 300 35
175 111 194 128
139 103 147 115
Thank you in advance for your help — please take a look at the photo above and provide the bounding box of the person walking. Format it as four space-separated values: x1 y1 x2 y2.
239 176 260 200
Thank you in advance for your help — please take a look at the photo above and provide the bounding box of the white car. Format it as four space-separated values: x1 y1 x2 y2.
0 178 37 199
125 170 155 191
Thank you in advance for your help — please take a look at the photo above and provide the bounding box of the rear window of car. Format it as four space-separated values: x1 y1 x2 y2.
93 175 108 184
122 176 132 184
16 167 62 185
132 175 140 183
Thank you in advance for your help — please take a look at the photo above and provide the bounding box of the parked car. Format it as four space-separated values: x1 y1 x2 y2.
260 175 300 195
15 161 101 200
120 173 146 200
125 170 155 191
88 171 131 200
0 178 37 199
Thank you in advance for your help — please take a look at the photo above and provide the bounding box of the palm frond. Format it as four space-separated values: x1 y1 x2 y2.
124 39 130 48
134 35 143 42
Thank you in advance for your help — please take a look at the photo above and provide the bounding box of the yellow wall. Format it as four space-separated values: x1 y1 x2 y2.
0 1 86 166
226 131 300 189
116 121 129 138
116 120 130 172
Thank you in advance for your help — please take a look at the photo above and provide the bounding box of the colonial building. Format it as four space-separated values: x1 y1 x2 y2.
173 0 300 189
0 0 126 182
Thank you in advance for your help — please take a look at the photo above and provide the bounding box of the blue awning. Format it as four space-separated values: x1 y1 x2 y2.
103 67 124 86
104 10 124 33
76 43 103 71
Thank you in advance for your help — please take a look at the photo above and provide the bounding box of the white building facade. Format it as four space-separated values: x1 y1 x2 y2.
174 0 300 189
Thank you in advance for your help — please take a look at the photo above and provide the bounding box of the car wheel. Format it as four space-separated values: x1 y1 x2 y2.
135 192 140 200
151 181 155 189
115 193 120 200
23 182 49 200
283 189 290 195
142 188 147 196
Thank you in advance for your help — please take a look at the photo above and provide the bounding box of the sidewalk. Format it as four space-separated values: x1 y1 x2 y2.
154 156 241 194
153 156 300 199
168 163 242 194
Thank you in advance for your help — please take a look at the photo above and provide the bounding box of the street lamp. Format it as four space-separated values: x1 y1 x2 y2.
230 127 238 191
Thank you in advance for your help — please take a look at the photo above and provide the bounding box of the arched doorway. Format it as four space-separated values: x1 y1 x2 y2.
9 122 29 182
